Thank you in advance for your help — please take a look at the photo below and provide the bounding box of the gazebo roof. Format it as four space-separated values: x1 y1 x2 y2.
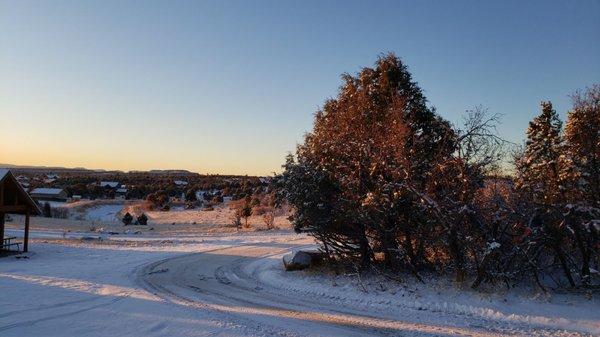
0 169 42 215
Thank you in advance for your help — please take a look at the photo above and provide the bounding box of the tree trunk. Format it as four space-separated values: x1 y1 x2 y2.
382 231 399 270
358 226 371 269
553 244 576 287
24 212 30 252
570 219 591 286
0 212 4 248
449 226 465 282
403 228 416 267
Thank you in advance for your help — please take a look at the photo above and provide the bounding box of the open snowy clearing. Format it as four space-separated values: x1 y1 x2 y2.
13 200 291 233
1 228 598 337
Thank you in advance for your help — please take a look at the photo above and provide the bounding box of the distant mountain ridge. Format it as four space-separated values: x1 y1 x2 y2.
0 163 195 175
0 163 101 171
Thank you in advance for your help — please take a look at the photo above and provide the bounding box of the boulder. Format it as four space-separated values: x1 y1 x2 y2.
283 250 326 271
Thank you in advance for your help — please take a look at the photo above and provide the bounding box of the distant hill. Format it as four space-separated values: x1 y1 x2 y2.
0 163 99 171
0 164 271 178
0 163 198 176
0 163 114 174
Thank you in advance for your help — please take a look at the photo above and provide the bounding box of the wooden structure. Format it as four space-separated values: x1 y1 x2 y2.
0 169 41 252
30 187 68 202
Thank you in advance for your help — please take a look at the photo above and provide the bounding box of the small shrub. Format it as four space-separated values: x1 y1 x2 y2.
241 201 252 228
262 211 275 230
52 207 69 219
137 213 148 226
43 202 52 218
122 212 133 226
231 209 242 229
252 205 270 216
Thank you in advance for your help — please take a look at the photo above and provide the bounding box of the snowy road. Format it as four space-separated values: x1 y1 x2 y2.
138 243 594 337
1 231 598 336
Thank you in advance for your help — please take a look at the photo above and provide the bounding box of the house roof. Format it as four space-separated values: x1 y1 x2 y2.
0 169 42 215
100 181 120 188
30 188 65 195
0 169 9 181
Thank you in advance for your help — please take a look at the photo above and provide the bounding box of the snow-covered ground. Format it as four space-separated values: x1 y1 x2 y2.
40 199 291 230
77 204 124 222
47 200 126 223
1 228 598 336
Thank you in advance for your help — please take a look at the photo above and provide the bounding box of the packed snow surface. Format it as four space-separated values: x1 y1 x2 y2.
1 228 598 336
79 204 123 222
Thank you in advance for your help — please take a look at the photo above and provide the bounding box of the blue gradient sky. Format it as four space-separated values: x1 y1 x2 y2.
1 0 599 175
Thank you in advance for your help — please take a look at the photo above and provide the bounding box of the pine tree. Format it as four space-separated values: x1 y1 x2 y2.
515 101 565 205
562 85 600 286
564 84 600 207
515 101 582 287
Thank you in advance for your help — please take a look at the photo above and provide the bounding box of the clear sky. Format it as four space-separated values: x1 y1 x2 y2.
1 1 599 175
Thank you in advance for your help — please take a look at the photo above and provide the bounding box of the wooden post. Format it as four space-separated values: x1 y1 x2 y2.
0 181 4 248
24 211 30 253
0 212 4 247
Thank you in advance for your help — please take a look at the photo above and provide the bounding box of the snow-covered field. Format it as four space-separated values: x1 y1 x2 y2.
1 227 598 336
77 204 124 222
47 200 126 223
41 199 291 230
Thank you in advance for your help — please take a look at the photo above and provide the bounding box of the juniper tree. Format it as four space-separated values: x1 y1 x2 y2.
241 196 253 228
278 54 456 270
185 188 197 202
122 212 133 226
137 213 148 226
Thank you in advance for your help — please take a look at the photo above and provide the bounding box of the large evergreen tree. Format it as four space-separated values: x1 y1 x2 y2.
515 101 565 205
562 85 600 285
564 84 600 207
278 54 456 270
515 100 600 287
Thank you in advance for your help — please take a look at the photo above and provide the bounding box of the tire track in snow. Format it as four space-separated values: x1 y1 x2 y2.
233 250 593 336
0 296 102 319
0 295 127 332
138 243 570 336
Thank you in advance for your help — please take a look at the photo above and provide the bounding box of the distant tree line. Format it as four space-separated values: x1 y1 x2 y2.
20 172 267 202
276 54 599 290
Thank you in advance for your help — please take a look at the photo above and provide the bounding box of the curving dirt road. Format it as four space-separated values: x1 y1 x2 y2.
137 242 582 337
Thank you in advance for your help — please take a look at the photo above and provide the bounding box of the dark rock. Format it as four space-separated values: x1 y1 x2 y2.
283 250 325 271
81 236 102 241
